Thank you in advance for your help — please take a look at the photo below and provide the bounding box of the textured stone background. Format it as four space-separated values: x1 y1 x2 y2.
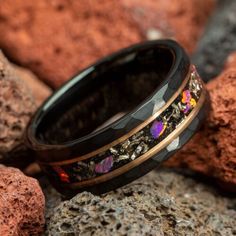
45 170 236 236
0 165 45 235
0 52 36 168
0 0 215 87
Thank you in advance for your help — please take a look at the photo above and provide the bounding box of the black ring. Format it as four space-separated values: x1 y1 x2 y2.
26 40 208 196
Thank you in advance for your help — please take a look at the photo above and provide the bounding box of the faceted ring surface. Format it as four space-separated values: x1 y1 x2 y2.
26 40 209 196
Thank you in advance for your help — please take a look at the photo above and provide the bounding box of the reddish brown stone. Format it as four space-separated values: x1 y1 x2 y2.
0 51 36 168
166 53 236 190
14 64 52 107
121 0 216 54
0 165 45 236
0 0 141 88
0 0 215 88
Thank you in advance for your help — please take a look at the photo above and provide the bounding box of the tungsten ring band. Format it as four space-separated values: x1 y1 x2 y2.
26 40 209 196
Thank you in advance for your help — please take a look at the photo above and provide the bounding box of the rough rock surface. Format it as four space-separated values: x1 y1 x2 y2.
122 0 215 54
166 53 236 190
0 165 45 236
46 170 236 236
0 0 215 88
14 64 51 106
192 0 236 81
0 51 36 168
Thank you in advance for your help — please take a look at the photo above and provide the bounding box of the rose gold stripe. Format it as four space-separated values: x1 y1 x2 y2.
68 88 206 189
40 69 191 166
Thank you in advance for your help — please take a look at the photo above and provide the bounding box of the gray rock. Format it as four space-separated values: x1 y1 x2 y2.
192 0 236 81
40 177 63 222
46 170 236 236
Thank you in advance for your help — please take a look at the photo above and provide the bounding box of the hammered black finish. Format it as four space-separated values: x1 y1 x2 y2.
25 40 208 196
51 98 209 197
26 40 190 162
40 68 203 187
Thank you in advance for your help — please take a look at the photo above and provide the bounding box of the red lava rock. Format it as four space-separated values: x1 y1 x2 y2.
0 165 45 236
0 0 215 88
121 0 216 54
0 51 36 168
166 53 236 190
0 0 141 88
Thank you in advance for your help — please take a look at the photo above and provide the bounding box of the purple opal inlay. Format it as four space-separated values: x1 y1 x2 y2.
182 90 191 103
95 156 114 174
183 103 191 114
150 121 166 139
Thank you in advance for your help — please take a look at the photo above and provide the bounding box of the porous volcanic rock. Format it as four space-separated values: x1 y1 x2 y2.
46 170 236 236
0 165 45 236
122 0 215 53
192 0 236 81
14 64 52 106
166 53 236 191
0 0 215 87
0 51 36 168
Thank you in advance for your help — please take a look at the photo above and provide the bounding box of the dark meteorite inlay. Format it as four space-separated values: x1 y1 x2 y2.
44 66 203 184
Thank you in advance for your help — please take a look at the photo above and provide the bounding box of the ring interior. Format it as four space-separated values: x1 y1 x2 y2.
36 46 174 145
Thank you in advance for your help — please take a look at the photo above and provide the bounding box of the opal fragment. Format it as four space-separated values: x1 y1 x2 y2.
95 156 114 174
150 121 166 139
53 166 70 183
190 98 196 107
182 90 191 103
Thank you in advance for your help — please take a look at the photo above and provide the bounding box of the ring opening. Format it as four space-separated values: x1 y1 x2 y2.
36 46 174 145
